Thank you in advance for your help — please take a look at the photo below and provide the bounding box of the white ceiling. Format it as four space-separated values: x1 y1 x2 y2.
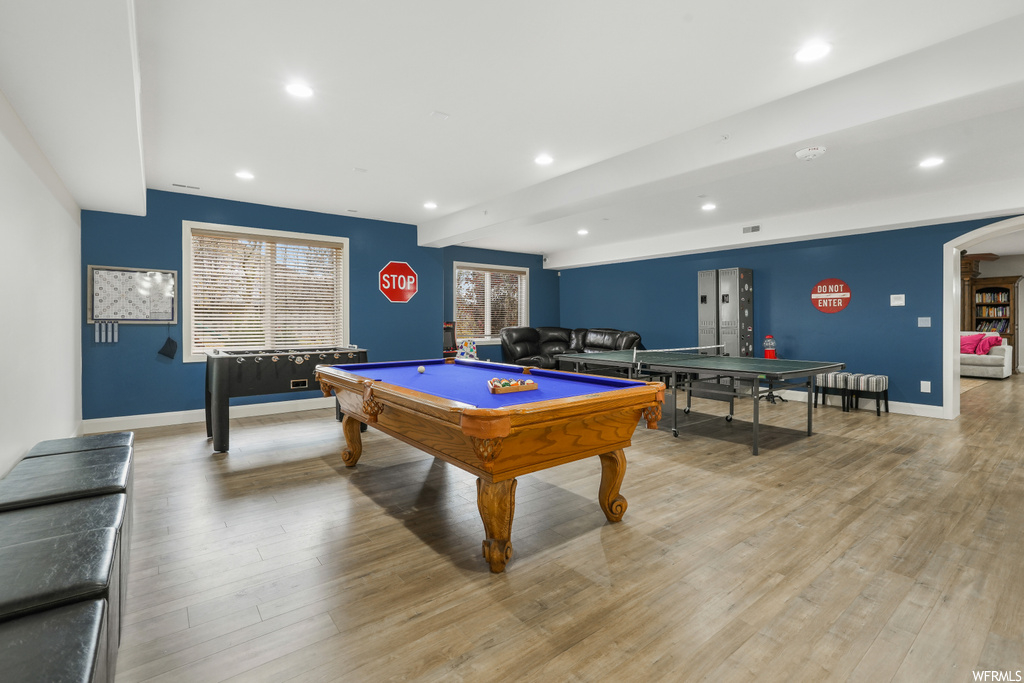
2 1 1024 268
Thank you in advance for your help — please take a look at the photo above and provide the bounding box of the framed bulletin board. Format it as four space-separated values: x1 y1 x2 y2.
88 265 178 324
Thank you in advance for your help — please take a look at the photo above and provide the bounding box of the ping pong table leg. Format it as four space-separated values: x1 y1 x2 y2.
806 377 814 436
751 376 760 455
671 372 679 437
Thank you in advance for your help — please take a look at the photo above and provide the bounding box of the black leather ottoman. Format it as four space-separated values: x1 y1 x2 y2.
0 529 120 679
0 447 133 600
0 600 108 683
24 432 134 459
0 495 129 642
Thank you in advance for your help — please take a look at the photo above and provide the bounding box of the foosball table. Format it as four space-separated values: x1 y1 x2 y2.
205 347 368 452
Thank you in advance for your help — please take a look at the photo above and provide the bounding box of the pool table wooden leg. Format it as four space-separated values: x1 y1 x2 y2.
597 449 628 522
477 478 516 573
340 414 363 466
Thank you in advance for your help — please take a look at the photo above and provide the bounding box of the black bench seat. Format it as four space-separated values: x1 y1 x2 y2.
0 495 129 639
24 432 134 459
0 600 109 683
0 528 120 679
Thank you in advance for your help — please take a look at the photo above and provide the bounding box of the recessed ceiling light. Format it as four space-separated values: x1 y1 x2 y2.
424 202 437 210
235 171 254 180
285 82 314 98
577 229 588 235
702 203 717 211
795 40 832 62
535 153 554 166
919 157 944 168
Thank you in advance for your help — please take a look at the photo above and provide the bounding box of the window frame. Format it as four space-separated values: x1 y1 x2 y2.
181 220 350 363
452 261 529 345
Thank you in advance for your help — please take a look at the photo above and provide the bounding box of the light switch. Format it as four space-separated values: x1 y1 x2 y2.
918 317 931 327
921 381 931 393
890 294 906 306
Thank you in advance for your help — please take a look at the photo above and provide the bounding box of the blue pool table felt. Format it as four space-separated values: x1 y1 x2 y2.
325 359 647 409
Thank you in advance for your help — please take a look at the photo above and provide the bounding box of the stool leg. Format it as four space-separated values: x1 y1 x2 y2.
876 392 880 417
884 390 889 413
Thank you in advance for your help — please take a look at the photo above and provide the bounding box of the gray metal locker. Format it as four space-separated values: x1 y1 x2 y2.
717 268 754 357
697 270 719 354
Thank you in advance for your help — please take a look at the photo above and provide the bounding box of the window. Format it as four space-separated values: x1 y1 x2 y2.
183 221 349 362
453 261 528 342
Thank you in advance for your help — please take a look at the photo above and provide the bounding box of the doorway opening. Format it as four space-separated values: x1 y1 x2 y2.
942 215 1024 419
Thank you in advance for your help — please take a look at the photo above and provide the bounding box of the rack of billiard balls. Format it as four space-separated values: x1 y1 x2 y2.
488 377 538 394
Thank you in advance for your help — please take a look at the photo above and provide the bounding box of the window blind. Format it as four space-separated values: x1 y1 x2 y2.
454 263 527 340
189 231 345 353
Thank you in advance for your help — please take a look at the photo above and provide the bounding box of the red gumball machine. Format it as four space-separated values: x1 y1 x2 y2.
763 335 777 359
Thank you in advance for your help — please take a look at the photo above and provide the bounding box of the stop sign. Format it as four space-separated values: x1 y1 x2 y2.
379 261 418 303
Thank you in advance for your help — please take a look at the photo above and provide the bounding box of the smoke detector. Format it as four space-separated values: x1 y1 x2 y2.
795 146 827 161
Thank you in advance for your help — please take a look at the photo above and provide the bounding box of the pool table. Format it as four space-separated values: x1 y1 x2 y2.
315 358 664 572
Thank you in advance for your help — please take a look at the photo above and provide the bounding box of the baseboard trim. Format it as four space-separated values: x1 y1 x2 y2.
82 396 336 435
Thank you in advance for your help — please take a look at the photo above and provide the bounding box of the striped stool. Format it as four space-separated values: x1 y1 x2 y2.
814 372 851 411
849 374 889 416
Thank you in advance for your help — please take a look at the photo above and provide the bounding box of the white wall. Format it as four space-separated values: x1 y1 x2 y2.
0 88 81 476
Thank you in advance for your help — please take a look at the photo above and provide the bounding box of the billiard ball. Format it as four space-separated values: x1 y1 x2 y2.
417 366 425 373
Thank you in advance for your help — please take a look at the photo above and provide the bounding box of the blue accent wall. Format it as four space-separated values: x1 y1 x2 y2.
82 190 1012 419
560 217 1010 407
81 190 447 419
441 247 558 362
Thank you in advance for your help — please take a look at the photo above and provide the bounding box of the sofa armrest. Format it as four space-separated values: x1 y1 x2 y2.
987 344 1010 357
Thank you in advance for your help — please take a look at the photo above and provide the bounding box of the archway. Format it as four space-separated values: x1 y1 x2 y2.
942 215 1024 418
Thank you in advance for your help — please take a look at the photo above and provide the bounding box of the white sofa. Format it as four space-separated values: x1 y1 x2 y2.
960 331 1013 379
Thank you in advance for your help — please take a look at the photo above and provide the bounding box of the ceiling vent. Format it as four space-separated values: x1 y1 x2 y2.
795 146 826 161
742 225 761 234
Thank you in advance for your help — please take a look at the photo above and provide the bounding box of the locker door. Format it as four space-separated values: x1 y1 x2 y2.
697 270 718 354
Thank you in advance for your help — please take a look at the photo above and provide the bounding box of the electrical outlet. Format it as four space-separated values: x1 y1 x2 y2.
921 381 931 393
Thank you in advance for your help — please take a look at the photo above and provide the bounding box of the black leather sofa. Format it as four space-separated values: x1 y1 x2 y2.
499 326 642 369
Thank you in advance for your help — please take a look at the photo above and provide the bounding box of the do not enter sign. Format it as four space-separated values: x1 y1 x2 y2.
811 278 851 313
379 261 418 303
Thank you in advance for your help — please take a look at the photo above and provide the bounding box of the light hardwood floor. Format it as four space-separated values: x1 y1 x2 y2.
116 379 1024 682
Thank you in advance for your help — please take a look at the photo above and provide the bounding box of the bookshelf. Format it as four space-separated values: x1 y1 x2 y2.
970 275 1021 372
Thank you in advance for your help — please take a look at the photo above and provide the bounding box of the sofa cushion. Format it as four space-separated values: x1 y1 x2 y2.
499 327 541 361
536 327 573 355
581 328 628 352
976 335 1003 355
959 333 985 353
961 353 1006 367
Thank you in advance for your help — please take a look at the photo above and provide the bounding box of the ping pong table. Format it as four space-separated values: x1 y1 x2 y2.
555 350 844 455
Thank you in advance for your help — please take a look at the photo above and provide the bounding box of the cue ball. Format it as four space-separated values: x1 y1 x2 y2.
417 366 425 373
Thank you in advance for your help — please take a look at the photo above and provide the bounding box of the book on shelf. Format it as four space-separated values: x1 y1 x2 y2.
976 320 1009 333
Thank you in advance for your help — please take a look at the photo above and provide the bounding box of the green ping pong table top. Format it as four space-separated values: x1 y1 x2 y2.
555 350 844 380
